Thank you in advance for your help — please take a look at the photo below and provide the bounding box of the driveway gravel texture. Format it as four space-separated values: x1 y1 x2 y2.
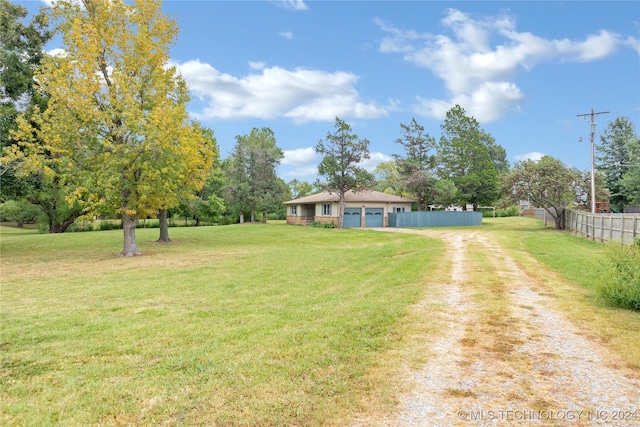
353 229 640 427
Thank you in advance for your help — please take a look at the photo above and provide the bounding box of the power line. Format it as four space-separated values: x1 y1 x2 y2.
577 108 609 214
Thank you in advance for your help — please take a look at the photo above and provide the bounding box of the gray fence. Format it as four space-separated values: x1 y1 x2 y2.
564 209 640 245
522 207 546 220
389 211 482 228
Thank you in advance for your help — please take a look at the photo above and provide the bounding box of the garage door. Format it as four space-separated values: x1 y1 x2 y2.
343 208 361 228
365 208 384 227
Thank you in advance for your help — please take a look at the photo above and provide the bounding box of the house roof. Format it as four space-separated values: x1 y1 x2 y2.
284 190 414 204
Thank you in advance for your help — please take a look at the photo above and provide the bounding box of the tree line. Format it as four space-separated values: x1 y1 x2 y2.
2 0 639 250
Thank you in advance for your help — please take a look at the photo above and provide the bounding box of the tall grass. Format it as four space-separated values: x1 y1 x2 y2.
598 242 640 311
1 224 443 425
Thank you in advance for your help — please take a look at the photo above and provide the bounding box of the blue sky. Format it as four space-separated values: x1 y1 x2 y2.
26 0 640 182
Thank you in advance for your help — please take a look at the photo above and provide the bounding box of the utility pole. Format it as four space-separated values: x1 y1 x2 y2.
577 108 609 214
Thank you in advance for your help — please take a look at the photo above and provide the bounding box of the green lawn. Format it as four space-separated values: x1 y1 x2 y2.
1 223 443 426
2 218 638 426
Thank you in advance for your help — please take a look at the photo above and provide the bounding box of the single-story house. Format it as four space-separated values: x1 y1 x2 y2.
284 190 414 228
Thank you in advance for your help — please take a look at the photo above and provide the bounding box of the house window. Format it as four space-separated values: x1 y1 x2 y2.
393 207 405 213
290 205 297 215
322 203 332 216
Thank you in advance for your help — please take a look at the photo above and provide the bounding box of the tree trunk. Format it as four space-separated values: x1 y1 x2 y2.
194 215 201 227
122 212 141 256
261 210 267 223
337 193 346 228
554 208 565 230
239 213 244 224
545 206 565 230
157 209 171 242
49 215 80 233
250 208 255 223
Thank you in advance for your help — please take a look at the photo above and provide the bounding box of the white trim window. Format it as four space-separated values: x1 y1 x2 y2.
393 207 406 213
322 203 332 216
290 205 297 215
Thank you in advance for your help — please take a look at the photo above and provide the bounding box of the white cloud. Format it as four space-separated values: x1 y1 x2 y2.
279 31 294 40
414 81 524 122
623 36 640 55
41 0 84 7
281 165 318 180
175 59 391 122
514 152 546 162
273 0 308 11
47 48 68 58
359 152 393 172
554 30 621 62
282 147 317 166
378 8 631 122
249 61 266 70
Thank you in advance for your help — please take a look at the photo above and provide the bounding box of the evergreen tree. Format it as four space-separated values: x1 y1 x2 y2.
597 116 638 210
315 117 373 228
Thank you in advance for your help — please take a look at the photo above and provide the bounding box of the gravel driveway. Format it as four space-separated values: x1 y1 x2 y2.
355 229 640 427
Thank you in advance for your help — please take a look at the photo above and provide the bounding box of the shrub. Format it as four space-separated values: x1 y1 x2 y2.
311 221 336 228
504 205 520 217
37 220 49 234
480 205 520 218
99 220 122 231
66 222 94 232
136 219 159 228
267 212 284 221
598 243 640 311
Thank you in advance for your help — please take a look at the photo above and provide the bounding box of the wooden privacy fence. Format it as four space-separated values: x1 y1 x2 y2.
564 209 640 245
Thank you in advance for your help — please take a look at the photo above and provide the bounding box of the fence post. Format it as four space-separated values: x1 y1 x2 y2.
610 215 614 241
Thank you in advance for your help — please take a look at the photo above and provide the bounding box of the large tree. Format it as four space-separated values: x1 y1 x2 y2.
287 179 314 200
438 105 507 210
597 116 639 210
0 0 52 161
156 122 217 242
1 1 91 233
174 126 225 228
315 117 374 228
0 1 83 234
505 156 585 229
225 127 284 223
11 0 213 255
373 161 405 196
393 118 439 210
622 135 640 205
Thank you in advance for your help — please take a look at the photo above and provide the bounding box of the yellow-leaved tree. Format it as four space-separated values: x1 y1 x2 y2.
12 0 214 255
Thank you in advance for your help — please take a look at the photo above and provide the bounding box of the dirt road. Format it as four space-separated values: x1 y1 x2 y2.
357 229 640 427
